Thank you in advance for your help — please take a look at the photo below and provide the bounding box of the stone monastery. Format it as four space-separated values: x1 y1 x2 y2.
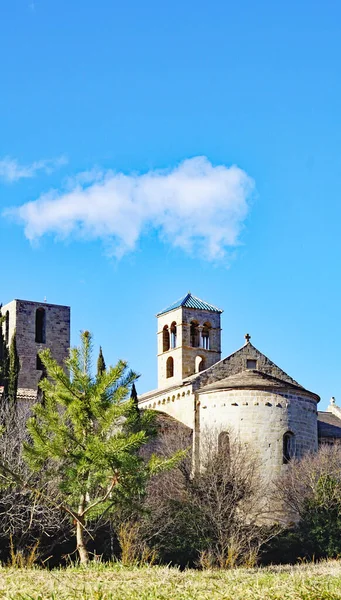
2 294 341 479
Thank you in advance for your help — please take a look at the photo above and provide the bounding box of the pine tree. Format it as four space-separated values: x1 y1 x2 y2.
97 346 106 377
6 330 182 564
8 331 20 403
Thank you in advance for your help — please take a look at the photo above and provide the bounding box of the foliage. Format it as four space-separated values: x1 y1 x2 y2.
97 346 106 378
138 428 276 568
8 330 20 403
8 534 40 568
0 402 73 566
0 310 20 403
271 444 341 563
118 521 157 566
293 474 341 559
0 305 9 398
0 331 181 564
0 561 341 599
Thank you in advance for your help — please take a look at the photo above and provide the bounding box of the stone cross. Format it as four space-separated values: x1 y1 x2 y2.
244 333 251 344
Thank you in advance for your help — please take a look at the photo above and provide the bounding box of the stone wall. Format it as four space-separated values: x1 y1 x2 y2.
1 299 70 397
157 306 221 389
139 382 195 430
197 388 318 479
190 342 311 392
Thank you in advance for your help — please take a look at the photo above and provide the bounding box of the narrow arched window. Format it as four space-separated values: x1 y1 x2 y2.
190 321 199 348
170 322 177 349
195 355 205 373
202 322 211 350
35 308 46 343
163 326 170 352
166 356 174 378
283 431 295 464
218 431 230 456
5 311 9 344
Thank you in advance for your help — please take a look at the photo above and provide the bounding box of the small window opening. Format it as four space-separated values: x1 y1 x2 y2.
170 322 177 349
283 431 295 464
218 431 230 456
246 359 257 369
163 325 170 352
190 321 199 348
195 355 205 373
202 322 211 350
35 308 46 344
166 356 174 378
5 311 9 344
36 354 44 371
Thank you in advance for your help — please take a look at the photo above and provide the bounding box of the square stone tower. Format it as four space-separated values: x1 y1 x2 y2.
156 293 222 389
1 299 70 400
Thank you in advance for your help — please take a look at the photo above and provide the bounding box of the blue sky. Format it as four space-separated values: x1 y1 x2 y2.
1 0 341 408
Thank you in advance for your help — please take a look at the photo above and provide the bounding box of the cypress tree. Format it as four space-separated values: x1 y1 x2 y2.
128 382 140 423
0 305 5 385
131 382 138 407
0 306 9 399
123 383 157 444
131 382 140 417
97 346 106 377
8 331 20 403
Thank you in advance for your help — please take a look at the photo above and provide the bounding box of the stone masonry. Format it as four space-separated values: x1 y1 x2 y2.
2 292 340 483
139 292 324 479
157 296 222 389
1 299 70 400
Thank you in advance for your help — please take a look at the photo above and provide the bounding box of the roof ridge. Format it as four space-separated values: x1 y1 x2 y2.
215 369 303 386
200 368 319 398
186 341 319 400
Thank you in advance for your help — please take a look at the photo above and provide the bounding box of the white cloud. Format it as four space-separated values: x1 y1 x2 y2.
0 156 67 183
6 156 254 261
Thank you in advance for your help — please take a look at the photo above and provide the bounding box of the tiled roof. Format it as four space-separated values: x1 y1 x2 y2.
199 369 308 394
318 412 341 439
157 293 223 316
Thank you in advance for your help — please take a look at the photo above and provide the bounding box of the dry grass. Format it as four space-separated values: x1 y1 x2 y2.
1 560 341 599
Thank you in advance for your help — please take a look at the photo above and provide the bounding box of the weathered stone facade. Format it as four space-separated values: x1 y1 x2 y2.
140 292 341 480
1 299 70 401
198 386 318 481
157 295 222 388
3 292 341 483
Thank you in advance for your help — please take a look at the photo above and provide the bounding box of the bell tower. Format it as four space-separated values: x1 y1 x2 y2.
156 293 222 389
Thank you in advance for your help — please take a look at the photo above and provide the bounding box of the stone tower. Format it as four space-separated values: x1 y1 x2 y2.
156 293 222 389
1 299 70 401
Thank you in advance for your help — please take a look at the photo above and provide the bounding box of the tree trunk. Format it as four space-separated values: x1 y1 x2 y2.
76 497 89 564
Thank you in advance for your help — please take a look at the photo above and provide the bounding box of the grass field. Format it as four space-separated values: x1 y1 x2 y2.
1 561 341 599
